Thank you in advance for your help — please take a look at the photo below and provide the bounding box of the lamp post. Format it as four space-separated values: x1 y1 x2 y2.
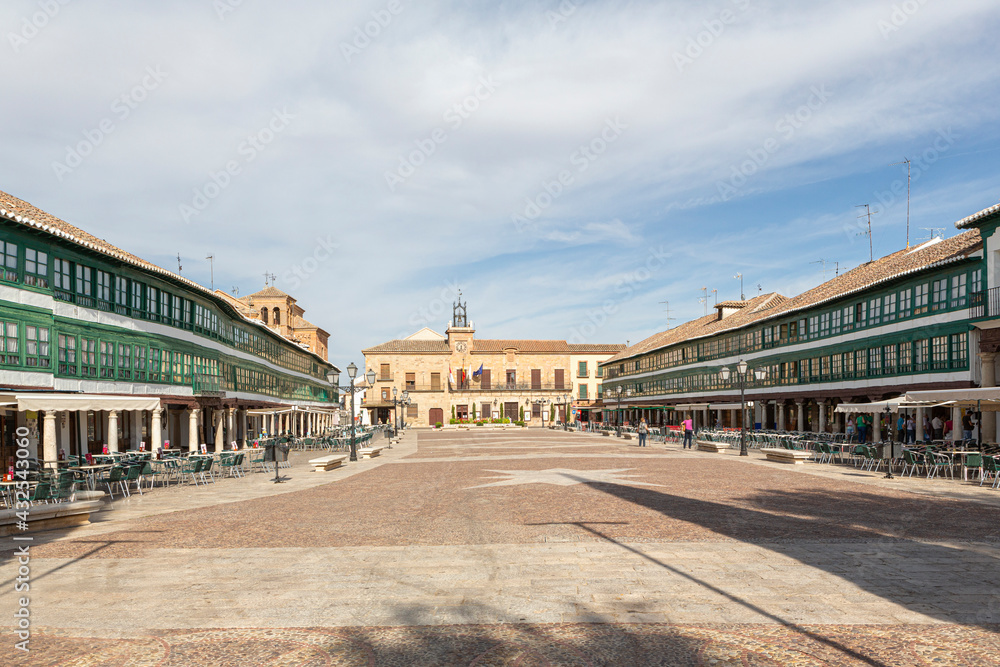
883 404 894 479
719 360 767 457
614 385 632 437
390 387 409 435
562 394 570 431
327 362 375 462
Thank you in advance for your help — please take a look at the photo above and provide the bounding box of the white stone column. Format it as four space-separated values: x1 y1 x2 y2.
227 407 236 446
916 407 925 441
817 400 826 433
777 403 785 431
980 352 996 442
214 410 224 451
189 408 201 453
795 401 804 432
43 411 58 469
872 410 882 442
950 406 961 444
108 410 120 453
151 407 163 451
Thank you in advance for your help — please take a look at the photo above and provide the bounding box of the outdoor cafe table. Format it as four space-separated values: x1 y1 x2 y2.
68 464 113 491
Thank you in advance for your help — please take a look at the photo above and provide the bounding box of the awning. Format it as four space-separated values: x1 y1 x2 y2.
16 393 161 412
672 403 744 411
904 387 1000 410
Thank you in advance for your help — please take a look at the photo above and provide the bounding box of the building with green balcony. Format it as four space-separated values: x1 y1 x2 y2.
598 203 1000 441
0 189 338 467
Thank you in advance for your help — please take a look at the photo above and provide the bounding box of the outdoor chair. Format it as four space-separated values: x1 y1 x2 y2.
179 458 202 486
26 482 52 506
962 453 983 482
980 456 1000 488
121 464 143 496
900 449 925 477
926 451 954 479
101 466 128 500
199 458 216 484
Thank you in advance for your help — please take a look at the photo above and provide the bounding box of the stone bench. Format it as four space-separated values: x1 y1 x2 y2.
622 433 633 440
308 454 348 472
762 448 812 465
358 446 385 459
697 441 728 453
601 431 611 437
0 498 105 537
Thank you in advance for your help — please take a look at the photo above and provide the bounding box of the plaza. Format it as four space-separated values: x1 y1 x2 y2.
3 427 999 665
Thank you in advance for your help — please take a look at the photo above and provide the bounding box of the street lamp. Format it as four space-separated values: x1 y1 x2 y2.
327 362 374 462
883 404 894 479
614 385 632 437
562 394 570 431
719 360 766 457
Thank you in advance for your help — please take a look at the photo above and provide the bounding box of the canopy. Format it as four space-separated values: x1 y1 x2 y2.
673 403 745 411
835 399 907 414
904 387 1000 410
16 393 161 412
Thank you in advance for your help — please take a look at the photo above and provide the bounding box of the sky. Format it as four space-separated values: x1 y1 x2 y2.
2 0 1000 372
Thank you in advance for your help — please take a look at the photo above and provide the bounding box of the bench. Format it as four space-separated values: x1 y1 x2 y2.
0 498 105 537
697 441 728 453
308 454 348 472
601 430 611 437
762 448 812 465
622 433 633 440
358 446 385 459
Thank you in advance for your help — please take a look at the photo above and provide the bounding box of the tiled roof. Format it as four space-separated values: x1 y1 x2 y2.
604 229 982 365
363 340 451 353
472 340 626 354
955 200 1000 229
246 285 292 299
716 300 749 308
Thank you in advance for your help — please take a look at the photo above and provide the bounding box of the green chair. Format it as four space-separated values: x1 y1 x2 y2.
199 458 216 484
121 465 143 496
900 449 925 477
962 454 983 482
180 458 203 486
979 456 1000 488
101 467 127 500
926 451 953 479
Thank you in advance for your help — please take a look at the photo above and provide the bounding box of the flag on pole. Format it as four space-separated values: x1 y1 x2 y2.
473 364 483 379
449 365 455 386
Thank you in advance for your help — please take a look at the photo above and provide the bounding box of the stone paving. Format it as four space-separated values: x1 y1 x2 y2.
3 429 1000 665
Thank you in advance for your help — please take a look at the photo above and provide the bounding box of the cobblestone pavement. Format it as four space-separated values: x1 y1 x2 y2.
4 429 1000 665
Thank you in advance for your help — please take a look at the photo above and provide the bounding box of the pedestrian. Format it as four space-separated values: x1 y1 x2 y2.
638 419 648 447
683 417 694 449
944 416 953 441
856 414 866 444
962 412 973 442
931 414 943 440
896 414 905 443
905 415 915 444
845 420 855 442
923 415 932 442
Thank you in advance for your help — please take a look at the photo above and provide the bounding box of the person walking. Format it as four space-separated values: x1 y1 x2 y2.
682 417 694 449
896 414 905 443
962 412 973 442
931 414 943 440
638 419 648 447
856 414 867 444
905 415 915 444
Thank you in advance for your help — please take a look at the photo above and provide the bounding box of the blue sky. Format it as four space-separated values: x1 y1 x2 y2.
2 0 999 371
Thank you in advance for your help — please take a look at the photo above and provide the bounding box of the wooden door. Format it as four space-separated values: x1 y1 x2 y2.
429 408 443 426
504 402 519 421
480 368 491 390
531 369 541 390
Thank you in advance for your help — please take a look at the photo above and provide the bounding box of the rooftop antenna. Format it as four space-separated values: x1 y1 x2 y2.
855 204 875 263
206 254 214 290
918 227 945 243
734 273 744 300
810 259 840 280
698 287 708 317
756 283 762 297
176 253 183 274
890 158 911 249
658 300 677 329
231 286 239 296
263 271 276 286
711 288 718 305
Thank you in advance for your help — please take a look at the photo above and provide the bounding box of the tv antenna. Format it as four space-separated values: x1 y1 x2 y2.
855 204 875 263
734 273 744 300
206 254 215 290
698 287 709 317
810 259 840 280
756 283 762 297
918 227 945 243
231 286 239 296
890 158 911 249
263 272 277 286
176 253 183 274
658 300 677 329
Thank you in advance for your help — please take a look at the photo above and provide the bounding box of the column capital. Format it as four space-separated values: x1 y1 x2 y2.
108 409 118 418
190 407 201 416
815 398 827 405
43 411 58 422
981 352 997 362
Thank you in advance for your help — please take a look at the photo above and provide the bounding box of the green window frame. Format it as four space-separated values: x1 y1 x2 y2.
0 240 17 282
578 361 587 377
915 339 929 371
97 270 111 305
579 383 588 399
118 343 131 380
869 297 881 326
1 320 19 365
899 341 912 373
950 274 967 308
883 293 897 322
131 281 144 314
148 348 160 381
99 341 115 378
24 325 50 368
972 269 982 295
899 288 912 318
931 279 948 312
914 284 929 315
134 344 146 381
80 337 97 377
951 333 968 368
931 336 948 370
24 248 48 288
883 344 896 374
75 264 93 304
58 333 77 376
160 291 171 325
53 258 72 295
147 286 159 320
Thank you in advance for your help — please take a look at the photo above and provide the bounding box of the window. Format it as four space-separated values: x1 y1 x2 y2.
883 293 897 322
915 339 929 371
596 384 603 399
81 338 97 376
899 288 912 318
0 240 17 282
597 365 603 378
24 325 50 367
899 341 912 373
950 274 967 307
24 248 48 288
831 353 842 379
134 345 146 381
506 369 516 387
173 297 182 325
819 313 830 337
554 369 565 390
809 316 819 340
972 269 983 295
854 349 867 377
406 403 417 418
883 345 896 374
831 310 841 335
75 264 92 300
380 363 390 380
932 279 948 311
273 308 281 325
842 351 854 377
53 259 72 295
914 284 929 314
160 291 171 324
58 334 77 375
430 372 441 391
100 341 115 378
261 307 268 324
951 333 968 369
116 276 129 308
118 343 131 380
147 286 159 319
931 336 948 370
855 301 867 328
131 282 144 313
97 270 111 303
0 320 18 364
578 361 588 377
579 383 588 399
405 372 415 390
182 299 192 327
148 348 160 382
869 297 881 326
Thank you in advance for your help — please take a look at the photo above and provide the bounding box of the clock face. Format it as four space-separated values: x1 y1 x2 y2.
456 342 468 353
